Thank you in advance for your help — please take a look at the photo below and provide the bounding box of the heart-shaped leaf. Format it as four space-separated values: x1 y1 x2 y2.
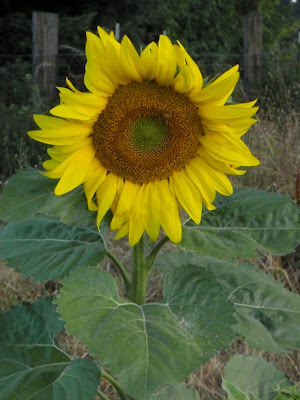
0 297 100 400
178 189 300 259
57 266 235 400
0 168 111 228
223 355 289 400
154 252 300 353
0 217 106 280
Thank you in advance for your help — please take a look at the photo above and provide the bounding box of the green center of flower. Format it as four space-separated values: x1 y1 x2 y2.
129 116 170 155
92 80 203 184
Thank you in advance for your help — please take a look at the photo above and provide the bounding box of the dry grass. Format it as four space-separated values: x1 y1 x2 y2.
0 107 299 399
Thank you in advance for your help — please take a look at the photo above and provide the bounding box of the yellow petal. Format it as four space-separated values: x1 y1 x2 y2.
185 157 216 209
200 134 260 166
47 137 92 161
101 41 130 86
192 67 239 105
202 118 257 137
129 185 146 246
86 31 105 62
156 35 177 87
33 114 70 130
111 176 125 214
84 31 116 95
204 161 233 196
156 179 181 243
66 77 79 93
213 65 239 83
199 103 258 123
141 181 161 242
83 165 107 211
194 158 233 196
173 41 203 94
172 170 202 224
140 42 158 80
28 123 92 146
96 173 117 228
120 35 144 81
197 147 246 176
110 180 140 230
97 27 112 45
97 26 120 52
57 87 107 117
54 144 96 195
42 159 60 172
50 104 93 120
84 61 116 96
115 222 129 240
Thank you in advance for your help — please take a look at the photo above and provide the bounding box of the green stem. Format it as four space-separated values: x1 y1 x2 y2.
145 235 169 271
101 370 128 400
131 235 149 305
97 389 110 400
106 250 131 295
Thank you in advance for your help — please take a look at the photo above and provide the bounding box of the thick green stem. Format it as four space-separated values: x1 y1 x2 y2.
106 250 131 296
101 370 128 400
131 235 149 305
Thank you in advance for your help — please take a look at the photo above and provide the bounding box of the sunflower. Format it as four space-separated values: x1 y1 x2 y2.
28 27 259 246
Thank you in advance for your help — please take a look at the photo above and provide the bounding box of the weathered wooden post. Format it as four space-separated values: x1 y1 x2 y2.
244 13 263 99
32 11 58 104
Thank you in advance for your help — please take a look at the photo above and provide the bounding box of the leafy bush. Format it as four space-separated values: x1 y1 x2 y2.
0 74 46 185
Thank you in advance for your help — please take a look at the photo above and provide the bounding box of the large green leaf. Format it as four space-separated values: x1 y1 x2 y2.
154 252 300 353
57 266 235 400
0 217 106 280
223 355 289 400
177 189 300 259
0 297 100 400
150 383 201 399
0 168 108 227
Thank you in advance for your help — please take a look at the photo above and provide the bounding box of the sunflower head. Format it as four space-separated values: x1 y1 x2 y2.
28 27 259 246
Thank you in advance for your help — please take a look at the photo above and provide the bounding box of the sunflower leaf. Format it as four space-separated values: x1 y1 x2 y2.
178 189 300 259
154 252 300 353
56 266 235 400
0 216 106 280
150 383 201 399
0 297 100 400
0 168 111 228
222 355 289 400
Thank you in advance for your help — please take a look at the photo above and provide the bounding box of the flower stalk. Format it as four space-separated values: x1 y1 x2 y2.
131 235 149 305
106 249 131 296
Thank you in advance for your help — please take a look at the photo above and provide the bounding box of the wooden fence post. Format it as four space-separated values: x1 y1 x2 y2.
244 13 263 99
32 11 58 104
